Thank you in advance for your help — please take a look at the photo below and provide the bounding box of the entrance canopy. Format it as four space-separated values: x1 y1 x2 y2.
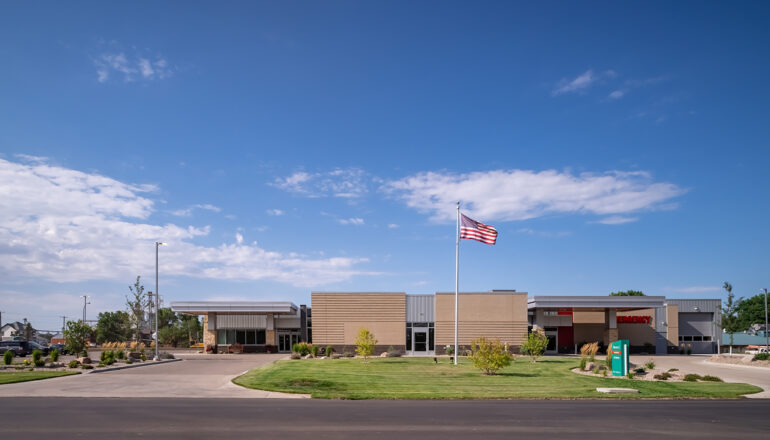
527 296 665 311
170 301 298 315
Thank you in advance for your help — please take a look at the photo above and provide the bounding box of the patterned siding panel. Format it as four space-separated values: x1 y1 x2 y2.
434 292 528 348
311 292 406 345
406 295 435 322
215 314 267 329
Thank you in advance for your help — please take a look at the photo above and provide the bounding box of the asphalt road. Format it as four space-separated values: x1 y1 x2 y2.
1 398 768 440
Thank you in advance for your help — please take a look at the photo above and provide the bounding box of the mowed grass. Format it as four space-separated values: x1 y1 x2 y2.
233 357 762 399
0 370 79 385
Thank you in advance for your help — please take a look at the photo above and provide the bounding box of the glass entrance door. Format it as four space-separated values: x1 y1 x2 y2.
278 332 300 352
545 328 558 354
414 330 428 352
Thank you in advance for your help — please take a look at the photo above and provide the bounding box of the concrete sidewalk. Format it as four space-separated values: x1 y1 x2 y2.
629 354 770 398
0 354 309 399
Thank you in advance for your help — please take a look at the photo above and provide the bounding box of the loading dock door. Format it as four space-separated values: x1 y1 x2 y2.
678 313 715 354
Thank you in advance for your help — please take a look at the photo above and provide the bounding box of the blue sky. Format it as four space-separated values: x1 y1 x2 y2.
1 1 769 331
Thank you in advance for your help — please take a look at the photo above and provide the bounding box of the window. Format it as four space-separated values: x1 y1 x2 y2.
702 336 712 342
406 328 412 351
692 336 703 342
429 328 435 351
683 336 693 341
217 330 227 345
236 330 247 344
256 329 266 345
246 330 256 345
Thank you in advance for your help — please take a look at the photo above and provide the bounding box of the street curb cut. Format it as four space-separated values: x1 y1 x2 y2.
87 358 182 374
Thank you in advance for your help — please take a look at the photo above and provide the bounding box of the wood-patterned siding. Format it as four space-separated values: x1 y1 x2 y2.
311 292 406 345
434 292 528 347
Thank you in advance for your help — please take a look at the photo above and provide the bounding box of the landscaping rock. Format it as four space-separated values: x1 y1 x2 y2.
380 352 388 357
77 357 91 365
597 387 639 394
586 362 596 371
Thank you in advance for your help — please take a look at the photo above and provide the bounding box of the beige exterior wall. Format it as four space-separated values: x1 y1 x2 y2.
434 292 528 348
311 292 406 346
574 323 605 345
666 304 679 346
203 314 216 347
617 308 656 346
572 310 605 324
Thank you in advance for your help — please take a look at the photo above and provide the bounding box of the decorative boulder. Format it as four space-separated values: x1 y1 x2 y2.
77 357 92 365
380 352 388 357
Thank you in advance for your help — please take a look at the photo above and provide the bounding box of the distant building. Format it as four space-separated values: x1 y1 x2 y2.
1 320 41 343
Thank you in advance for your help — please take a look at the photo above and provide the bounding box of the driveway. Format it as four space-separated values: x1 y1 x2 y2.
629 354 770 398
0 353 307 398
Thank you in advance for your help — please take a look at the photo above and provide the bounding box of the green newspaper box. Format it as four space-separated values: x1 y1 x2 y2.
610 339 629 377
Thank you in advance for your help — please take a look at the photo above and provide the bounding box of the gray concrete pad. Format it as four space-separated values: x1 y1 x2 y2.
0 353 309 399
629 354 770 398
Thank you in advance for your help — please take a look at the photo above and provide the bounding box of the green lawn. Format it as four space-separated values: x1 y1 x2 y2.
0 370 80 385
233 357 762 399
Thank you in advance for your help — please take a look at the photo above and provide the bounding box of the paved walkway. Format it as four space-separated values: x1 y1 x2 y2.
629 354 770 398
0 353 309 399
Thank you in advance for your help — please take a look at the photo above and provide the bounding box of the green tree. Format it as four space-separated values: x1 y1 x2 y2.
126 276 149 341
158 325 187 347
64 320 92 356
355 328 377 360
95 311 132 344
721 281 745 351
468 337 513 375
520 329 549 362
736 293 767 330
157 307 179 330
609 290 645 296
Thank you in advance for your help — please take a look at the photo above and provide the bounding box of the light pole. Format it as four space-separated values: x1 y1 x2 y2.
762 288 768 350
80 295 90 322
154 241 166 361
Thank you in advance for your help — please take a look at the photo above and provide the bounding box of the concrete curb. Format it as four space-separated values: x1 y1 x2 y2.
87 358 182 374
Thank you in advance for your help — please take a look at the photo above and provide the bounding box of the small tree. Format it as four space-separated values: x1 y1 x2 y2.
126 275 149 342
721 281 744 354
64 320 92 357
520 329 549 362
355 328 377 360
468 337 512 375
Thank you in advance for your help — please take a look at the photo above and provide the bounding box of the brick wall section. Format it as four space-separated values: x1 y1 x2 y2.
203 314 216 347
311 292 406 347
434 292 528 350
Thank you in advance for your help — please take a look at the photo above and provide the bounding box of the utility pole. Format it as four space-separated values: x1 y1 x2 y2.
60 316 67 334
80 295 90 322
763 288 768 350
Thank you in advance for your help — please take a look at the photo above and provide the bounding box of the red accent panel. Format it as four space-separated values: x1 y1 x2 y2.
558 326 574 349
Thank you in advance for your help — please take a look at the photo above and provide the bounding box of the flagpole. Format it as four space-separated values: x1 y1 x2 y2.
454 201 460 366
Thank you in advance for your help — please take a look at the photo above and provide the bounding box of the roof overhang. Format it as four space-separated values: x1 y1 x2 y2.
170 301 297 315
527 296 666 310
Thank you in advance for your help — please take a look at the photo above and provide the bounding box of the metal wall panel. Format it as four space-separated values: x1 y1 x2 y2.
406 295 434 323
215 314 267 329
667 299 720 314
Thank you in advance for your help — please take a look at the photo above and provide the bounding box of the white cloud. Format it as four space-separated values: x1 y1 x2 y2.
170 204 221 217
266 209 284 216
383 169 684 223
235 233 244 245
608 90 626 100
94 50 173 83
272 168 368 198
0 158 369 287
552 69 618 96
595 215 638 225
339 217 365 226
387 224 399 229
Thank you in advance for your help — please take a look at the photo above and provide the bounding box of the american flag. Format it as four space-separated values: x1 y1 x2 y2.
460 213 498 245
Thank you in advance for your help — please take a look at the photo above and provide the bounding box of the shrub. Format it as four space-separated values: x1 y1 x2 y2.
668 368 679 372
686 347 692 355
32 349 42 364
81 364 94 370
520 330 548 362
355 328 377 360
701 375 723 382
579 357 587 371
292 342 311 356
4 350 14 365
605 351 612 371
117 350 125 360
100 351 107 362
310 345 319 358
342 350 354 358
34 359 46 367
683 374 702 382
601 369 607 377
140 353 146 361
290 352 301 360
644 360 655 370
50 349 60 362
387 346 402 357
626 371 634 379
753 353 770 361
325 345 334 356
23 359 32 366
580 342 599 362
125 358 133 364
64 320 92 358
634 367 646 374
68 360 80 368
159 352 175 360
468 337 512 376
445 345 454 356
654 372 672 380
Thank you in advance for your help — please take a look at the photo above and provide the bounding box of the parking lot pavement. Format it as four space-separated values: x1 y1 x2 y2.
0 354 307 399
629 354 770 398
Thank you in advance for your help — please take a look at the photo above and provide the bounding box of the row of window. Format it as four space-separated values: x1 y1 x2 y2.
217 329 267 345
679 335 712 342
